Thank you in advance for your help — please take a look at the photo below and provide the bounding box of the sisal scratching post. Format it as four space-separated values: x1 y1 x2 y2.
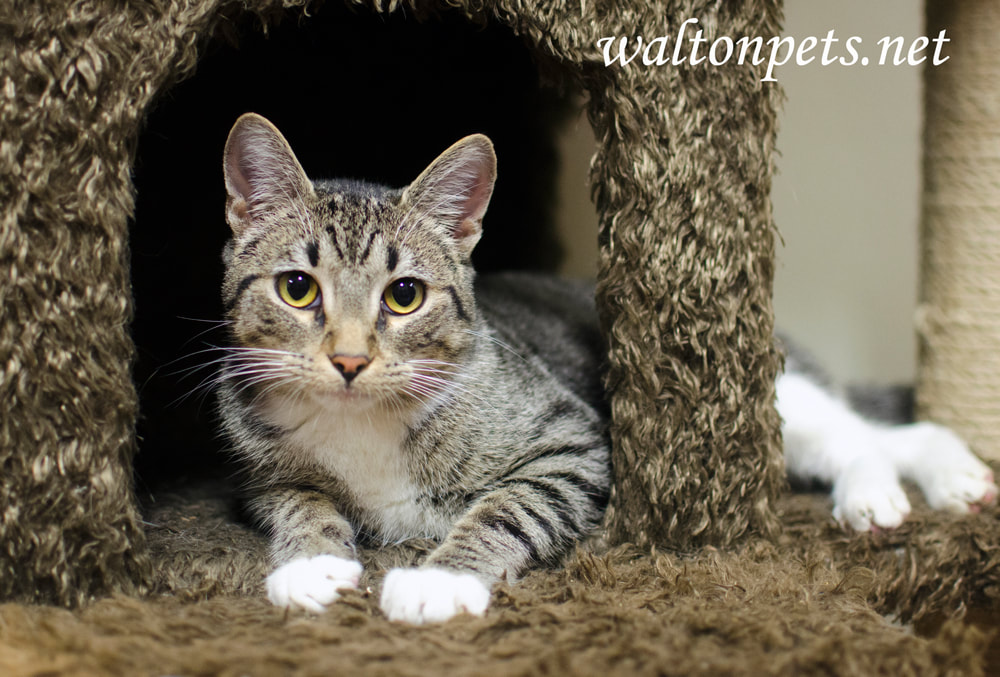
918 1 1000 461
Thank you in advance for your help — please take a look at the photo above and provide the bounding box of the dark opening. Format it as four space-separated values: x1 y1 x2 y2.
129 4 576 491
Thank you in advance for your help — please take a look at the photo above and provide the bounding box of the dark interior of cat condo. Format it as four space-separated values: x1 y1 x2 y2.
130 4 580 490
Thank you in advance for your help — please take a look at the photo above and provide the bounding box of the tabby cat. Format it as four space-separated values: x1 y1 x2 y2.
217 113 996 625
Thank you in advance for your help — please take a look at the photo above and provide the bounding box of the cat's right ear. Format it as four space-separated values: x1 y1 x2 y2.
223 113 315 237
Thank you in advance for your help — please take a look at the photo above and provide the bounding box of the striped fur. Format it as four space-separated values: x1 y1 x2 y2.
217 114 610 622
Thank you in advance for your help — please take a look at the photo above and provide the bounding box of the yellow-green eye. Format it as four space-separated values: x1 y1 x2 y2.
383 279 425 315
277 271 319 308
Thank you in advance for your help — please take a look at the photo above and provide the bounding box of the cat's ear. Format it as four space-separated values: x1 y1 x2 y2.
223 113 315 236
401 134 496 257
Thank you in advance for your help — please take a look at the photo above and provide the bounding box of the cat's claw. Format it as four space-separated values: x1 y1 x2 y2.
266 555 363 613
832 457 911 531
381 568 490 624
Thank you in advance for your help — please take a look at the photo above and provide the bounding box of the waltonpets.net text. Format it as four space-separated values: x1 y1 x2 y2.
598 18 951 82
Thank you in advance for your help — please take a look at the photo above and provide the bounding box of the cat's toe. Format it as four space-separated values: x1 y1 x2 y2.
266 555 362 612
832 472 911 532
906 424 998 513
923 468 998 514
832 494 910 531
381 568 490 624
978 471 998 508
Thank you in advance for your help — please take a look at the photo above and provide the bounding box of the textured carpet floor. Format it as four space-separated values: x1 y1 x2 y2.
1 475 997 676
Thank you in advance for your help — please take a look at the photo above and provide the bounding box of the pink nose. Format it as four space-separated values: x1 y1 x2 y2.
330 354 370 383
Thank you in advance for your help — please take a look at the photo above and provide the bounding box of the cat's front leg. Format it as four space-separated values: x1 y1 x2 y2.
379 496 513 625
379 497 510 625
249 486 362 613
381 464 606 624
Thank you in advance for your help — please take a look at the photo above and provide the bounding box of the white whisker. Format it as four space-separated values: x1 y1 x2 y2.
463 329 529 363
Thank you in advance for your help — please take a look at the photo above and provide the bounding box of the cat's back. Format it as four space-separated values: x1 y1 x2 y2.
474 272 605 411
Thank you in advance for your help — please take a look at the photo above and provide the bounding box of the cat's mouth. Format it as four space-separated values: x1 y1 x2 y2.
325 384 371 403
323 381 404 410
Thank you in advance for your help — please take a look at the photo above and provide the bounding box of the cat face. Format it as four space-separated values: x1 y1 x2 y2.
220 113 496 413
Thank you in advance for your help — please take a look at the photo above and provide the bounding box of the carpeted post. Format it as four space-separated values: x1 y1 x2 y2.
0 0 244 605
588 5 785 549
918 1 1000 461
499 2 786 549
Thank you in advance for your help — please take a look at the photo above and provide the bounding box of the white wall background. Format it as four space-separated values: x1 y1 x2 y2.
554 1 925 385
771 1 922 384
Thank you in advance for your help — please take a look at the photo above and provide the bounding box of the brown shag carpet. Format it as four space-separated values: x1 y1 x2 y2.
1 475 997 676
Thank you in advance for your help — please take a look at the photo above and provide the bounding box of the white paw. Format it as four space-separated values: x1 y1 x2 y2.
904 424 997 513
832 456 911 531
380 568 490 624
266 555 363 613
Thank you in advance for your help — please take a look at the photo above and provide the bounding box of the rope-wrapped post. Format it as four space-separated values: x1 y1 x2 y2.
918 1 1000 461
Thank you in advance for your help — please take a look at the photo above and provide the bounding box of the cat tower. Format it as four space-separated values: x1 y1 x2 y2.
0 0 997 673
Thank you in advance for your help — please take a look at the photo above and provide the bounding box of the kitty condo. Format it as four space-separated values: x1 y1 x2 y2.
2 0 999 674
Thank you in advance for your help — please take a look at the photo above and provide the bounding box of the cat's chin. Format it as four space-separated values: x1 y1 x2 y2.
311 386 410 415
321 387 375 406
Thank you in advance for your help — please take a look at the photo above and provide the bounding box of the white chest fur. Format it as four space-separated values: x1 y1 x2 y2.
261 393 452 542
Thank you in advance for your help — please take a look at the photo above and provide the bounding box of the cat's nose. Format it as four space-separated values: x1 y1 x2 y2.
330 354 370 383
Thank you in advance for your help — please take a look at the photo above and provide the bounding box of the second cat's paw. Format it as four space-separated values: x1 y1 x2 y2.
832 458 911 531
903 423 998 514
380 568 490 624
266 555 363 613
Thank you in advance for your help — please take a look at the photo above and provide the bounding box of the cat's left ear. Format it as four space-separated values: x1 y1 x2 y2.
401 134 496 257
223 113 316 237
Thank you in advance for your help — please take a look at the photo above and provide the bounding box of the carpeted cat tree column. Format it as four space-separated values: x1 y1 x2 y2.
573 4 786 549
918 0 1000 462
0 0 260 605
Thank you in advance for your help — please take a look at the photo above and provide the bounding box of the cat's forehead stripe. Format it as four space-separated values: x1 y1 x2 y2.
325 224 376 265
314 186 463 274
306 241 319 267
357 230 377 266
320 196 397 266
325 225 345 260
